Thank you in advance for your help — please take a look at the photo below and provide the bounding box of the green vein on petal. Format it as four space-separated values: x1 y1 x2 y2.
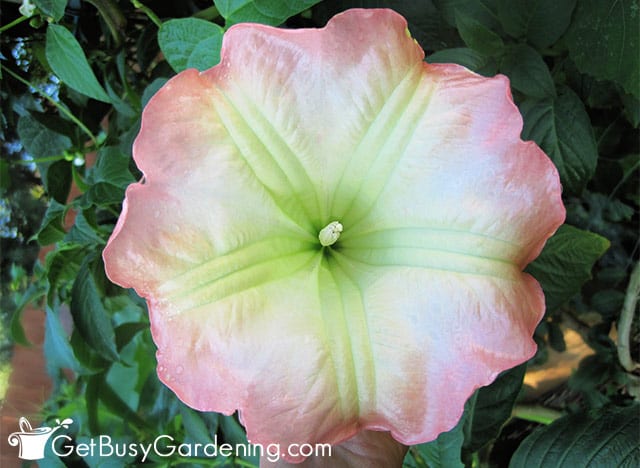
341 227 520 263
331 63 436 225
335 245 517 280
329 255 377 415
162 249 318 314
210 84 320 233
221 81 324 225
315 256 358 418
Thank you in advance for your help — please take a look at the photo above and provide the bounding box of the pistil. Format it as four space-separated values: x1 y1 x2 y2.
318 221 343 247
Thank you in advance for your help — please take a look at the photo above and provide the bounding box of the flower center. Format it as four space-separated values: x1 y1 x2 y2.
318 221 343 247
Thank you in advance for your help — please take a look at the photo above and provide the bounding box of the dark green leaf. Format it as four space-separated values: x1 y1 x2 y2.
158 18 224 73
34 199 66 245
46 24 111 102
10 283 46 346
464 363 527 452
435 0 500 31
427 47 496 76
217 0 321 25
0 159 9 194
37 159 72 205
85 375 100 434
80 182 127 208
565 0 640 99
68 329 109 373
17 114 72 159
407 416 465 467
500 44 555 99
497 0 576 48
180 406 215 445
45 245 85 305
90 146 135 188
94 372 153 430
114 322 148 351
591 289 626 319
64 210 105 247
568 354 614 392
70 258 119 361
621 92 640 128
219 414 250 446
33 0 67 21
520 87 598 194
526 225 610 312
44 305 80 373
136 23 160 73
547 321 566 352
313 1 460 52
455 9 504 56
510 404 640 467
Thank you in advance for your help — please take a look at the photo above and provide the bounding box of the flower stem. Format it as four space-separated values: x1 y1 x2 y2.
194 6 220 21
2 65 98 146
0 15 29 34
130 0 162 27
512 405 562 425
84 0 126 46
617 261 640 372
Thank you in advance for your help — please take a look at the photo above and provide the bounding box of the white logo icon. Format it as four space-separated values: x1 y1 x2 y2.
7 416 73 460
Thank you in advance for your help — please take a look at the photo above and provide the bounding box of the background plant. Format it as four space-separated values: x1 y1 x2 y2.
1 0 638 466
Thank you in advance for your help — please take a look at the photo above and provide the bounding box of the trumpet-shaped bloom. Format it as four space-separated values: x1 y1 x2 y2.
103 8 564 464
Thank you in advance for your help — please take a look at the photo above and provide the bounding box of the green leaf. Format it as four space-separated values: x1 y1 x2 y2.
10 283 46 346
407 416 465 467
500 44 555 99
70 258 119 361
497 0 576 49
464 363 527 452
17 113 72 159
428 48 496 76
455 9 504 56
34 199 66 245
45 245 85 306
0 159 9 194
313 1 460 52
89 146 135 188
547 321 566 352
180 406 215 445
621 92 640 128
44 305 80 374
565 0 640 99
33 0 67 21
158 18 224 73
520 87 598 194
64 210 105 247
216 0 322 25
526 225 610 313
79 182 128 208
37 159 72 204
93 372 153 430
46 24 111 103
435 0 501 31
114 322 148 352
510 404 640 467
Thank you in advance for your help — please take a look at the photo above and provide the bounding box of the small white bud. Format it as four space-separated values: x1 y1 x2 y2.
19 0 36 17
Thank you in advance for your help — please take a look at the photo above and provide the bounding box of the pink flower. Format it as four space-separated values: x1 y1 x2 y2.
103 8 565 464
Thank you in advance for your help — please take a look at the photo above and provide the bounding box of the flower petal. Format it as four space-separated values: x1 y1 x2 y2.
103 7 565 464
260 430 407 468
